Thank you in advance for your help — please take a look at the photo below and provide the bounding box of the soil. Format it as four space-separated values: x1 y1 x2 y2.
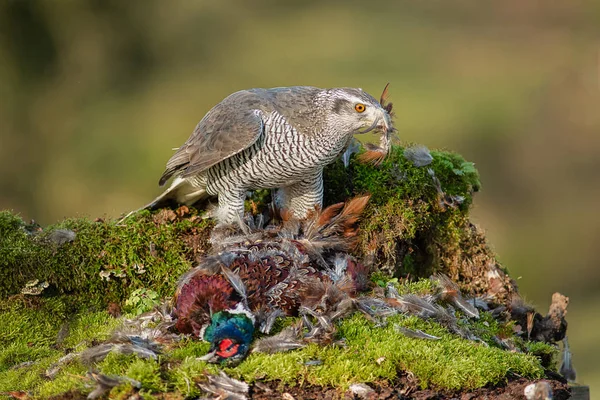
44 374 571 400
250 374 571 400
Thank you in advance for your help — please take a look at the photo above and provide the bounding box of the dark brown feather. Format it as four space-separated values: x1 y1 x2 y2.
379 82 395 116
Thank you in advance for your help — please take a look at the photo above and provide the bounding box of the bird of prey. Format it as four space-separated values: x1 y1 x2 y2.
137 86 394 223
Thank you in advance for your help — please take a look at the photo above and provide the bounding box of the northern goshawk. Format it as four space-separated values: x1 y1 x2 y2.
140 86 393 223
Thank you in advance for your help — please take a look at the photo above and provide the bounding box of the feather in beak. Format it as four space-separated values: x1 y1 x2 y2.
358 83 396 165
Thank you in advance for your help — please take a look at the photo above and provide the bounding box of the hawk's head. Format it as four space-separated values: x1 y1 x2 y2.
326 87 394 136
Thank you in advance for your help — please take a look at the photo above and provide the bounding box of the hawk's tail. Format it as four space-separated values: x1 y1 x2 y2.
118 176 209 223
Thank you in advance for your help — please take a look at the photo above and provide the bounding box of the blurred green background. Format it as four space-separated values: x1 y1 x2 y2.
1 0 598 394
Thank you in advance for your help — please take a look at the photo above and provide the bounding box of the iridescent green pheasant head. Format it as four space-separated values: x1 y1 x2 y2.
200 307 255 366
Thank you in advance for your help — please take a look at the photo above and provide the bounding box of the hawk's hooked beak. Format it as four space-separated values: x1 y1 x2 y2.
358 113 392 135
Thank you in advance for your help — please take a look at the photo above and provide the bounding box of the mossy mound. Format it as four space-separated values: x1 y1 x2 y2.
0 145 559 398
0 279 555 399
324 146 515 303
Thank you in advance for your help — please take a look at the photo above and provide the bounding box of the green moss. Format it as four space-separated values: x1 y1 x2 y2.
168 357 211 397
0 289 554 398
125 359 167 392
0 296 122 397
62 310 121 350
323 146 479 209
395 277 437 295
227 313 543 390
0 297 67 352
321 146 487 280
36 362 88 399
525 341 559 370
0 210 212 305
0 359 56 395
169 338 211 361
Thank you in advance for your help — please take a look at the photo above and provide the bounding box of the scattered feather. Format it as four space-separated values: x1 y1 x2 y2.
491 335 519 352
303 359 323 366
326 253 350 282
220 264 248 305
47 229 76 245
258 308 285 334
392 294 442 318
328 297 356 321
81 336 161 365
395 326 441 340
2 392 29 400
432 274 479 319
87 371 141 400
45 352 80 379
471 297 491 311
10 361 36 370
350 383 375 399
427 168 465 210
299 306 334 333
199 371 249 400
355 297 398 319
559 337 576 382
404 145 433 167
55 322 70 347
252 325 305 354
385 282 401 300
342 138 361 167
524 381 553 400
527 311 535 340
358 143 388 166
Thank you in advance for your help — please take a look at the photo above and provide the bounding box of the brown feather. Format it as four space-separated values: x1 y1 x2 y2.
341 195 370 219
279 208 293 223
379 82 390 107
357 149 388 165
326 195 370 242
317 202 345 227
379 82 395 116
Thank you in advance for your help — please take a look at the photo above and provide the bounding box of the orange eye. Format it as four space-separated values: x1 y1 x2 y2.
355 103 366 113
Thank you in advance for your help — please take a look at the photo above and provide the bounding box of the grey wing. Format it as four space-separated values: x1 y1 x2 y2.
159 91 265 186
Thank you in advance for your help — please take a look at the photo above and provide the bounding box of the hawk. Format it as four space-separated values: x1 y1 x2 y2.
140 86 393 223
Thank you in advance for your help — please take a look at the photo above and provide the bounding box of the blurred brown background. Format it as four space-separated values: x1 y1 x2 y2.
1 0 598 393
